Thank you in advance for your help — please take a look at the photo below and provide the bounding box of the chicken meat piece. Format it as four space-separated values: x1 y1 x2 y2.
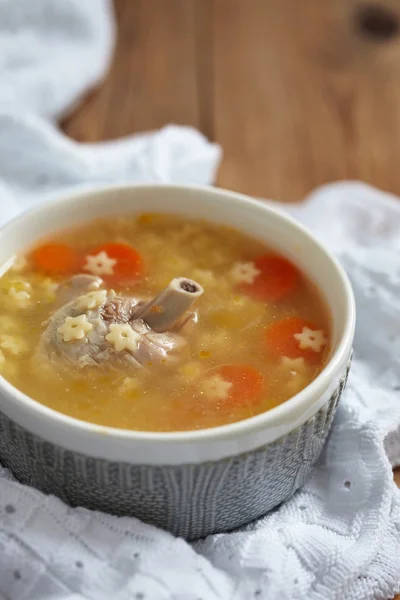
55 274 103 306
35 275 204 374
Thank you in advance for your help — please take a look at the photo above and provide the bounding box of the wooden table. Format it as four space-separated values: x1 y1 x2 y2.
63 0 400 201
63 0 400 589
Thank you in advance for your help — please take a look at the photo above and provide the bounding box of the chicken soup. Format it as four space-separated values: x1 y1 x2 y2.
0 214 331 431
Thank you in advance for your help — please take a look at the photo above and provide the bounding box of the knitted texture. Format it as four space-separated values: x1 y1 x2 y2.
0 372 347 540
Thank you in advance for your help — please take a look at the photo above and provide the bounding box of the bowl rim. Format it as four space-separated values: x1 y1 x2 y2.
0 183 355 449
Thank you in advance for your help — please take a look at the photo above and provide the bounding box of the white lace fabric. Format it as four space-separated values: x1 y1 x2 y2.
0 1 399 599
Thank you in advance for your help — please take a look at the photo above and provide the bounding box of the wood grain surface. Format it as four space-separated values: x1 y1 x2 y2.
63 0 400 591
63 0 400 201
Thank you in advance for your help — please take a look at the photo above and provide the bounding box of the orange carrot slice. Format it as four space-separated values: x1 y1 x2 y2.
243 254 298 301
265 316 326 363
91 243 143 284
211 364 265 406
170 365 265 427
31 243 82 276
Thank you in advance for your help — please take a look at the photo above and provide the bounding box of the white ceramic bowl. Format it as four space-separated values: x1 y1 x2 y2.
0 184 355 539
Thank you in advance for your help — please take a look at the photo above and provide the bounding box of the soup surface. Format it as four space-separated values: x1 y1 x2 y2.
0 214 331 431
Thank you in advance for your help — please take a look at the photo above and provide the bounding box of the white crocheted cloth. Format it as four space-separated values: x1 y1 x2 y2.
0 1 399 599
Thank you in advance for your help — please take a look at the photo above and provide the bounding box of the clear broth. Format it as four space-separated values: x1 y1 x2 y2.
0 214 331 431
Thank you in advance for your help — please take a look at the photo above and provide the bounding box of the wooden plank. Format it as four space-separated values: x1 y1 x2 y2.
194 0 214 141
213 0 400 200
62 0 200 141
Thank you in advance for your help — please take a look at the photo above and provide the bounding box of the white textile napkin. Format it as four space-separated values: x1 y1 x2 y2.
0 1 399 599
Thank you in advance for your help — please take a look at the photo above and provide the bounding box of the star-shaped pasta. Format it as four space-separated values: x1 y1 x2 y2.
10 280 31 292
201 374 232 401
8 287 31 309
0 334 29 355
230 261 260 285
106 323 141 353
41 278 59 300
293 327 327 352
78 289 108 310
281 356 306 376
120 377 142 395
83 251 117 276
58 315 93 342
281 356 305 369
